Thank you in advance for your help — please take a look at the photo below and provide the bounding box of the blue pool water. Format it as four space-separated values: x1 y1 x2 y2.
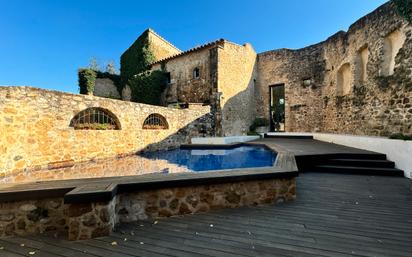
139 145 277 172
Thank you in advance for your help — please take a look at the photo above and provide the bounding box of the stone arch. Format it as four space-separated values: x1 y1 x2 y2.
70 107 121 130
382 29 406 76
142 113 169 130
355 46 369 83
336 63 352 96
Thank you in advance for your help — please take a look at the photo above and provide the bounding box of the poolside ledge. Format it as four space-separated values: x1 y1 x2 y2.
0 166 297 240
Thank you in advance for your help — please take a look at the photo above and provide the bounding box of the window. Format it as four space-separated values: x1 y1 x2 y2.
142 113 169 130
166 72 171 84
193 67 200 79
70 107 120 130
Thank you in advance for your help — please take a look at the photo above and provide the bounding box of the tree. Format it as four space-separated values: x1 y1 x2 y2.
88 57 100 71
105 60 118 74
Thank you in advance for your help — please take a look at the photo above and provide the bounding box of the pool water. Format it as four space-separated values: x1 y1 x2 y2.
139 145 277 172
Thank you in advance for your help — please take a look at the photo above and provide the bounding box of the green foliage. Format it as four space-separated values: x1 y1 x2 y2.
78 69 97 94
78 68 121 97
394 0 412 23
73 123 116 130
389 133 412 140
249 117 269 132
128 70 168 105
119 30 167 105
120 30 156 88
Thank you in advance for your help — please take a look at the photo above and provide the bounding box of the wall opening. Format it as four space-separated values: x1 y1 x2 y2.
70 107 121 130
382 29 406 76
336 63 352 96
269 84 285 132
355 46 369 83
142 113 169 129
193 67 200 79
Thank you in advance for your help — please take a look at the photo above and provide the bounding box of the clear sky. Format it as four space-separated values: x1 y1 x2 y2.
0 0 387 93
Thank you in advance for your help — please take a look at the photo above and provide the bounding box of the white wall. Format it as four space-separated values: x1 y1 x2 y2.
313 133 412 178
267 132 412 178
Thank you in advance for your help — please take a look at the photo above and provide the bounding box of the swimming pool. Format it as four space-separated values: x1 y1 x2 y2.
139 145 277 172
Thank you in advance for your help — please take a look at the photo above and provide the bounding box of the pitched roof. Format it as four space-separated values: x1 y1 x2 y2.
147 28 182 53
150 39 225 65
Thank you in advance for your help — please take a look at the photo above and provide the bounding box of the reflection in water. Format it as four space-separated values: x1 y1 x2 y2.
139 146 277 172
2 146 276 183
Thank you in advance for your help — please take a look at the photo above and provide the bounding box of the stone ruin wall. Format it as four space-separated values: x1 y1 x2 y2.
0 86 213 179
256 2 412 136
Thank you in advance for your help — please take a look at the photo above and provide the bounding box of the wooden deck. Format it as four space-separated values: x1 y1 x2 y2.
1 172 411 257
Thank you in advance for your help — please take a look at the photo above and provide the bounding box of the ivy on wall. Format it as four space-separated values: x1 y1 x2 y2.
394 0 412 23
120 30 156 88
79 29 168 104
78 69 97 95
78 69 121 96
128 70 167 105
120 29 169 105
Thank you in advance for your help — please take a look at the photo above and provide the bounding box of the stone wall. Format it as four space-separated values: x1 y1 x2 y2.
0 198 67 237
217 42 257 136
256 2 412 136
0 86 212 178
93 78 121 99
0 177 296 239
147 29 182 61
152 45 216 105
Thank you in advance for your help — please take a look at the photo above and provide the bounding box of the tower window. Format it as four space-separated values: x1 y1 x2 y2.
193 67 200 79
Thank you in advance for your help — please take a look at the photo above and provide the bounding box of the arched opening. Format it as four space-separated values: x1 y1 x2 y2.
142 113 169 130
355 46 369 83
382 29 406 76
70 107 121 130
336 63 352 96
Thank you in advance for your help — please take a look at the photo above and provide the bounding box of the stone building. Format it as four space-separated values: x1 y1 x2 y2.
97 1 411 137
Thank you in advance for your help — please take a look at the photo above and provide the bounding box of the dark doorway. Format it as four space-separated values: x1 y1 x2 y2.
269 84 285 132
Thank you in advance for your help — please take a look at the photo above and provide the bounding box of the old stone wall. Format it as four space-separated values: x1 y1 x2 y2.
147 29 182 61
93 78 121 99
217 42 257 136
256 45 325 132
256 2 412 136
0 86 212 178
152 45 216 105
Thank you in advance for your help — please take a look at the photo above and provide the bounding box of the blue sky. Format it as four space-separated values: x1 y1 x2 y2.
0 0 387 93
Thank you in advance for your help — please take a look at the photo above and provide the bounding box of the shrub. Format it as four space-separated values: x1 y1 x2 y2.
128 70 168 105
389 133 412 140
